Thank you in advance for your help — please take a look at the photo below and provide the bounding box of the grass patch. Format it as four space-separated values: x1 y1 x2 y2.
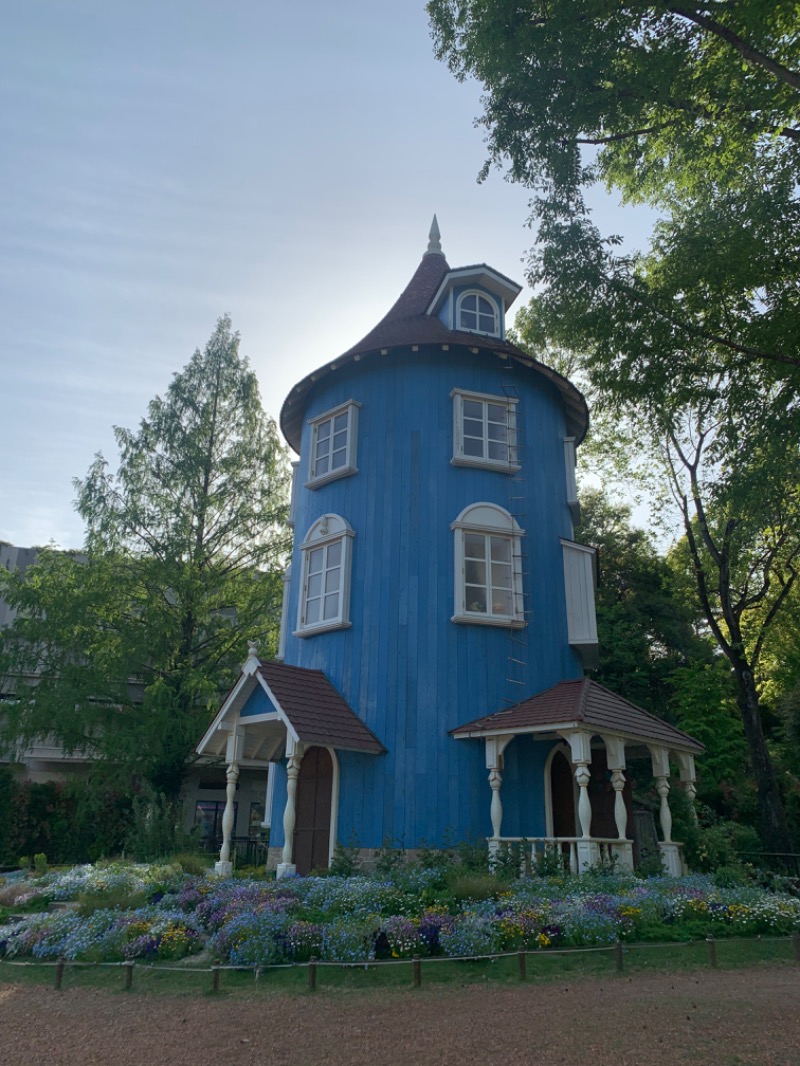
1 937 795 998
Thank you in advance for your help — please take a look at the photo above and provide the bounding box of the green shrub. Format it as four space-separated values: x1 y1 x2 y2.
635 851 666 878
171 852 212 877
125 789 192 861
76 886 148 916
446 871 506 903
327 841 359 877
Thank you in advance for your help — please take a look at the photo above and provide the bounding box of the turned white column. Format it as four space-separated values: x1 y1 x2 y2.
611 770 627 839
650 746 673 843
489 769 503 840
563 731 597 872
604 736 628 841
655 775 673 843
651 745 682 876
484 736 510 865
574 762 591 837
677 751 698 824
603 736 633 870
281 753 302 866
214 728 244 877
219 760 239 863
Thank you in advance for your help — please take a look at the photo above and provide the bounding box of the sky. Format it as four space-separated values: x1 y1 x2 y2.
0 1 649 551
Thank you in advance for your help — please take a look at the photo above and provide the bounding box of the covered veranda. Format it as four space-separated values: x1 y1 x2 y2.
451 678 704 875
196 647 385 878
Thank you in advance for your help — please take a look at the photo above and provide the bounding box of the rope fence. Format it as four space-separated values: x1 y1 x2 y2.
2 932 798 994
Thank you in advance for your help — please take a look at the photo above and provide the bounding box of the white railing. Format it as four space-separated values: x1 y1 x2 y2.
491 836 635 874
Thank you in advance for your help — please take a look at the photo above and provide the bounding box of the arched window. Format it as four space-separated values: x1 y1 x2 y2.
295 514 354 635
451 503 524 626
456 291 499 337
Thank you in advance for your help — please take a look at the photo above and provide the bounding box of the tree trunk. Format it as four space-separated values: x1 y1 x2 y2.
731 658 793 855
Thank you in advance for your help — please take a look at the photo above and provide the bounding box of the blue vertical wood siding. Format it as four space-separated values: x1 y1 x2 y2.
271 344 584 850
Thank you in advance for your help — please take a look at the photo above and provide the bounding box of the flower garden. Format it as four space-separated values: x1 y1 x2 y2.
2 860 800 969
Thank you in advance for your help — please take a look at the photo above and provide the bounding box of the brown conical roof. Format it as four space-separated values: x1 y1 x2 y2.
279 231 589 452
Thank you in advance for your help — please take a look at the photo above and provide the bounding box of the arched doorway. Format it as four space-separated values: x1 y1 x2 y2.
550 749 577 837
293 746 333 875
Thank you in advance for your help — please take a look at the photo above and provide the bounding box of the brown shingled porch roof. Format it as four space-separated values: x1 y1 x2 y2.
451 678 703 754
257 662 385 755
196 658 385 762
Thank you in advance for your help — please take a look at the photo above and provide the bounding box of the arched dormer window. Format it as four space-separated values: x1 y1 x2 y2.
456 290 500 337
451 503 524 627
295 514 354 636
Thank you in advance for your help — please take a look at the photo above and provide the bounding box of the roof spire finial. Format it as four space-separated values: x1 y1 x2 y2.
424 214 442 257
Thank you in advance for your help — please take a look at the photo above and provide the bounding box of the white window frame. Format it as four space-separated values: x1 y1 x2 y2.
451 389 519 472
451 503 525 627
306 400 360 488
295 514 354 636
456 289 500 337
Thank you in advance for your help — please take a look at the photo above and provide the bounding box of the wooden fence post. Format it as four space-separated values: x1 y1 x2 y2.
211 960 221 993
54 957 65 991
706 935 717 968
614 940 624 973
124 960 134 991
517 950 526 981
412 956 422 988
308 957 317 992
792 933 800 963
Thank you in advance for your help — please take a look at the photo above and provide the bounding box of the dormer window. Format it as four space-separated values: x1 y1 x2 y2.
457 291 499 337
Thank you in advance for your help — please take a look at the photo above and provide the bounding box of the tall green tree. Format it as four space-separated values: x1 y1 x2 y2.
429 0 800 850
575 487 708 717
428 1 800 377
0 317 290 796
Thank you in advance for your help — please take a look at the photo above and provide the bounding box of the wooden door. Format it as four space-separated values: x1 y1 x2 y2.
550 750 577 837
293 746 333 875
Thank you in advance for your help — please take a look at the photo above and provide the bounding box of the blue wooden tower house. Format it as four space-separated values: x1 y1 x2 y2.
198 220 701 877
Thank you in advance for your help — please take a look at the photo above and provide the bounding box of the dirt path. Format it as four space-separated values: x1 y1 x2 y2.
1 965 799 1066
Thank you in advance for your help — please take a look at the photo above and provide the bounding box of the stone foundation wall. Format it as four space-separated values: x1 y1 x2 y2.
265 845 430 874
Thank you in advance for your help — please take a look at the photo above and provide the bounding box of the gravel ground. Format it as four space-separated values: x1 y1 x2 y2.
1 965 799 1066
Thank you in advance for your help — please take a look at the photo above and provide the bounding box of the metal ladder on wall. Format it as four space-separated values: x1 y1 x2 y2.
500 367 531 706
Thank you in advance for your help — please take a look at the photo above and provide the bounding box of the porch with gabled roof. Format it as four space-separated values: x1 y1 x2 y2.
451 678 704 875
197 646 384 876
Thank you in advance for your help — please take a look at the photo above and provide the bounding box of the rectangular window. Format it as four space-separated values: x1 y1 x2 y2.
302 540 343 626
194 800 237 845
452 390 518 470
464 532 515 618
307 401 360 487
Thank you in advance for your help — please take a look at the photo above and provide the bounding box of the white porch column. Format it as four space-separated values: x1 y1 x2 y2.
676 752 698 824
214 729 244 877
262 762 275 830
565 731 597 871
489 769 503 853
276 749 303 879
605 736 633 870
651 746 681 876
485 736 510 864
